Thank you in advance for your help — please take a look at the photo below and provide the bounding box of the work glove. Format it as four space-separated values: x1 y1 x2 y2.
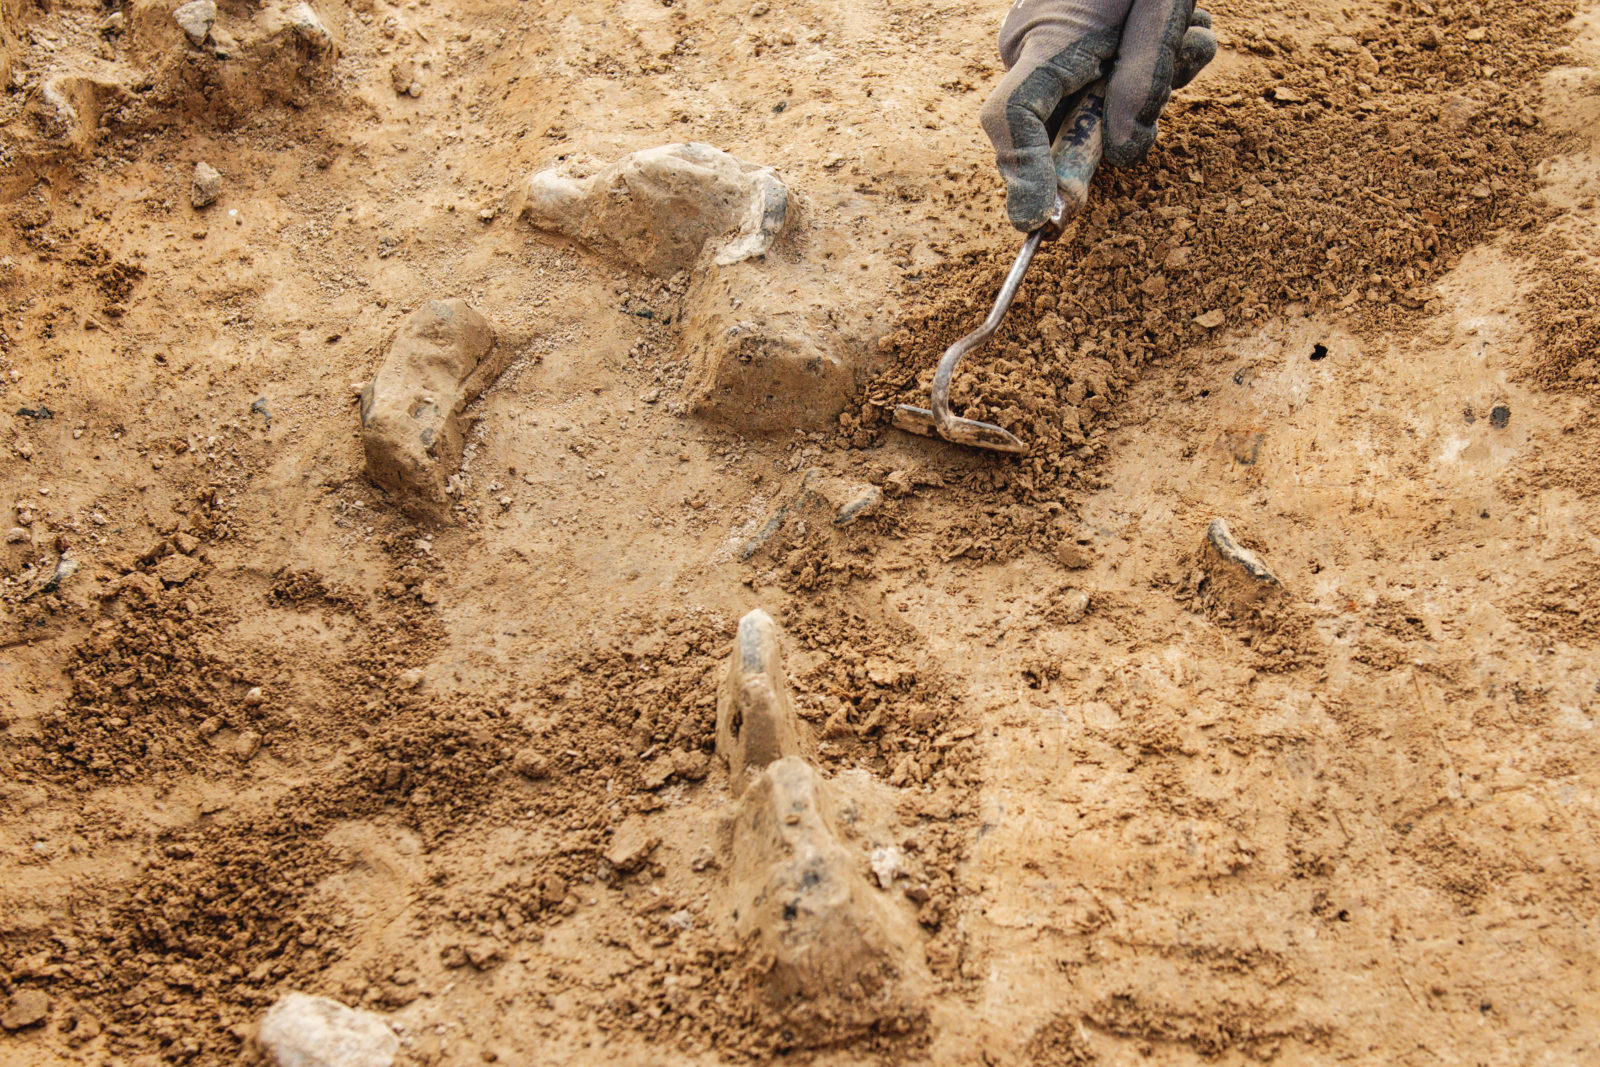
979 0 1217 231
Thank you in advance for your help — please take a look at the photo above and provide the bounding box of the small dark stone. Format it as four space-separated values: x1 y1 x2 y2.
1489 404 1511 430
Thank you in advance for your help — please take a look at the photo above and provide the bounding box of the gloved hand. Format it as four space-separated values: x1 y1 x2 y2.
979 0 1217 230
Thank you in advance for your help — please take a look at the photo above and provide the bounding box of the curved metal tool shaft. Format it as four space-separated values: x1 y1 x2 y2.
921 229 1046 453
894 79 1107 455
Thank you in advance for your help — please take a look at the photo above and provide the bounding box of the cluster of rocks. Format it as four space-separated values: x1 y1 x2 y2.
12 0 341 163
171 0 334 58
518 143 885 433
356 143 887 520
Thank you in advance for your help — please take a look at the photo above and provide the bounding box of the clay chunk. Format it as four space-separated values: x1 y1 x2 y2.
1 989 49 1031
521 143 788 277
716 609 806 783
359 300 503 519
727 757 922 1045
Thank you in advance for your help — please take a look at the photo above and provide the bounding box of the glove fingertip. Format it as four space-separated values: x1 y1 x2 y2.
1103 121 1158 168
1172 26 1218 90
1004 161 1059 232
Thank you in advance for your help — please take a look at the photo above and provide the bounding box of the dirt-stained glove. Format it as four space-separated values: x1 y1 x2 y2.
980 0 1217 231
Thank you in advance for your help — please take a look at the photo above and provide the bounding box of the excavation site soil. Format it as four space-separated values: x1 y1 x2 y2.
3 0 1600 1062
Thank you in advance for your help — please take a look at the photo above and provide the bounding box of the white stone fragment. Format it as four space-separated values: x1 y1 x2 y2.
257 993 397 1067
174 0 216 44
869 845 904 890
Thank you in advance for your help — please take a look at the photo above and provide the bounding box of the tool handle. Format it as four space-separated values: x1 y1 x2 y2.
1049 78 1107 222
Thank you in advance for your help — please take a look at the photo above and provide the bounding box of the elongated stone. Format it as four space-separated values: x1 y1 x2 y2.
521 143 788 276
716 609 804 782
359 300 502 520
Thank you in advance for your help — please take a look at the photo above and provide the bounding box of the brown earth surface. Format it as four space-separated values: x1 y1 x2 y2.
2 0 1599 1063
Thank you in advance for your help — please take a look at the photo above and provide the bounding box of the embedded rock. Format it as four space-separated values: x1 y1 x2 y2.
359 300 503 519
520 143 788 276
22 75 128 155
716 609 806 783
727 757 923 1044
282 2 333 52
191 161 222 208
680 256 869 432
1198 518 1285 616
604 815 660 874
257 994 397 1067
173 0 215 43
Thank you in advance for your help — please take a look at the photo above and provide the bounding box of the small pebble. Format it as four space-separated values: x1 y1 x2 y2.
236 730 262 759
191 162 222 210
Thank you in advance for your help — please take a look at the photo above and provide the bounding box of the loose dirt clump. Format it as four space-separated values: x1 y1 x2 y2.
1522 239 1600 386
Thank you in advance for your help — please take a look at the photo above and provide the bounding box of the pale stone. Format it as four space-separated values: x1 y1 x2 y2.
521 143 788 276
174 0 216 44
192 161 222 209
359 300 503 519
257 994 397 1067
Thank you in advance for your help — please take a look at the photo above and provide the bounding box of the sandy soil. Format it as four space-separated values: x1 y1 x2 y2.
2 0 1599 1063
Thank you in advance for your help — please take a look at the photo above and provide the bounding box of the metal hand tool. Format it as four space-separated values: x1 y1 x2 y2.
894 80 1107 455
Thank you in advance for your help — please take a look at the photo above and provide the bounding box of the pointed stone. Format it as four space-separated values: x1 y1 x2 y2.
1199 518 1285 614
716 610 804 782
726 757 923 1044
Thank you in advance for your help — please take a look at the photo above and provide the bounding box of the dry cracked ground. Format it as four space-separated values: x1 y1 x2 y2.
2 0 1600 1064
